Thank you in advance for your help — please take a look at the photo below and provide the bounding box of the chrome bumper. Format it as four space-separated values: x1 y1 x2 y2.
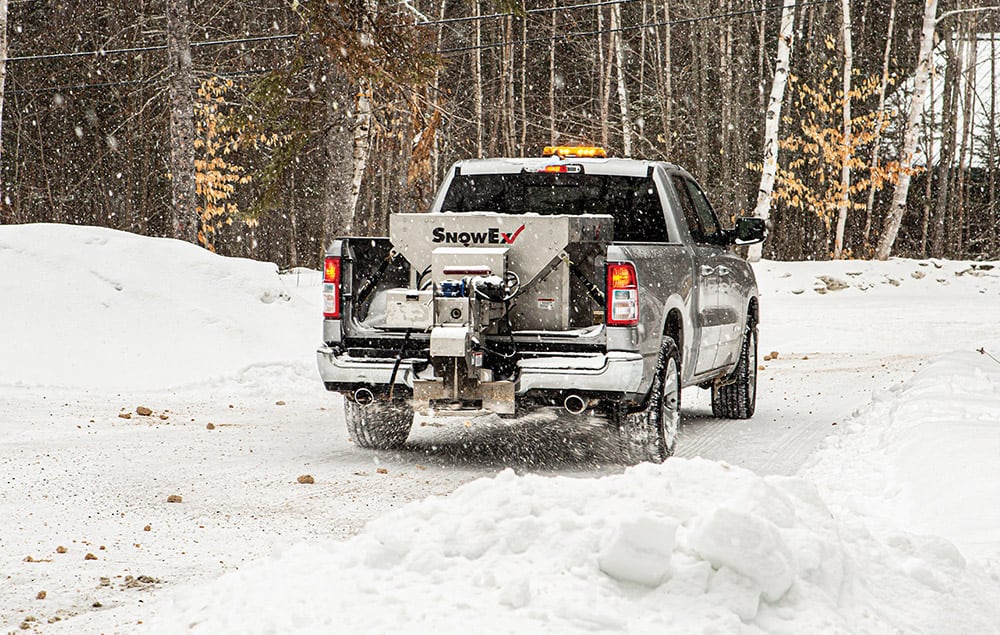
316 348 417 389
317 347 643 396
515 352 644 394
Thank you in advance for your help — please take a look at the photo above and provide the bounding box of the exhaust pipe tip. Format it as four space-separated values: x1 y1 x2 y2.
354 387 375 406
563 394 587 415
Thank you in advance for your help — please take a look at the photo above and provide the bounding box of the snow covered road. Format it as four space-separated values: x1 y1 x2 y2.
1 225 998 633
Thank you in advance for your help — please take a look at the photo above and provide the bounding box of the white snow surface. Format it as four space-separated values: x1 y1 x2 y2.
1 224 998 634
0 223 318 390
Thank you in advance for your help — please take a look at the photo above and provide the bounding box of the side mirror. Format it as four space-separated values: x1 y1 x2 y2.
731 217 766 245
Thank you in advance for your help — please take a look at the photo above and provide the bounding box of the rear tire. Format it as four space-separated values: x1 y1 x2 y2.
344 398 414 450
711 325 757 419
616 339 681 464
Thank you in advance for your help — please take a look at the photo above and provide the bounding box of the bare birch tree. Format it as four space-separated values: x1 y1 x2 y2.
473 0 484 158
166 0 197 243
833 0 853 259
611 1 632 156
876 0 938 261
346 82 372 233
749 0 796 262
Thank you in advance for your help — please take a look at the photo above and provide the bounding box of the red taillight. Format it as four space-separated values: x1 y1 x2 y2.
606 262 639 326
323 256 341 319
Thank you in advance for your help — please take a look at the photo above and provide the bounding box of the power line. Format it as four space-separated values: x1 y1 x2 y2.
411 0 639 28
438 0 836 54
8 77 160 95
7 33 299 63
7 66 298 96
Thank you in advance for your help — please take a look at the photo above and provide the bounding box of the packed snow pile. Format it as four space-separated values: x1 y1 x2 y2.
804 348 1000 561
0 223 319 390
144 456 997 634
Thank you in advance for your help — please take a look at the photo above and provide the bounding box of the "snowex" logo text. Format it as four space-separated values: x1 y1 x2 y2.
431 224 526 245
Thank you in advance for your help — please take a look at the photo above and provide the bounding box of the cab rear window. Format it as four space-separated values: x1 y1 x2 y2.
440 173 670 243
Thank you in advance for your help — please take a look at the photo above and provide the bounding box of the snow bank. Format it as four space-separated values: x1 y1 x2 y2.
0 224 320 390
144 455 997 634
754 258 999 357
804 348 1000 561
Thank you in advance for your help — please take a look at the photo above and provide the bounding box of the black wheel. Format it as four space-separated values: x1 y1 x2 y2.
711 325 757 419
616 339 682 464
344 398 414 449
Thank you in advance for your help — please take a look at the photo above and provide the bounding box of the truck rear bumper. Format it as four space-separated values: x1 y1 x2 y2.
317 347 417 392
317 347 644 397
515 352 643 394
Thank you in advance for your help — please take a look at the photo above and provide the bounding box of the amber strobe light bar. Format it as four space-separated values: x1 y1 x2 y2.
542 146 608 159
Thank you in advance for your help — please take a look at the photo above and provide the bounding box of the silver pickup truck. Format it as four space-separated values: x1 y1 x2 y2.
317 147 765 463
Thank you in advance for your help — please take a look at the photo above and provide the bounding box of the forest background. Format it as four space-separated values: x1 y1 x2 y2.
0 0 997 267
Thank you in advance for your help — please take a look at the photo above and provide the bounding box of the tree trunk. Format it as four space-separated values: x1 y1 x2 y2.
431 0 447 190
931 33 959 257
863 0 896 251
991 32 997 256
876 0 939 261
694 24 708 178
748 0 796 262
504 15 515 155
289 194 298 268
757 0 767 116
599 6 611 147
611 2 632 156
520 15 527 155
954 20 978 255
833 0 854 259
921 60 935 257
663 0 673 157
347 81 373 232
166 0 197 244
549 0 557 145
322 74 352 251
0 0 7 202
719 0 733 208
639 0 647 105
474 0 483 157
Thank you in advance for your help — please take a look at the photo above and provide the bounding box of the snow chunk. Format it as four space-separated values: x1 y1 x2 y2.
598 515 677 587
688 506 795 602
